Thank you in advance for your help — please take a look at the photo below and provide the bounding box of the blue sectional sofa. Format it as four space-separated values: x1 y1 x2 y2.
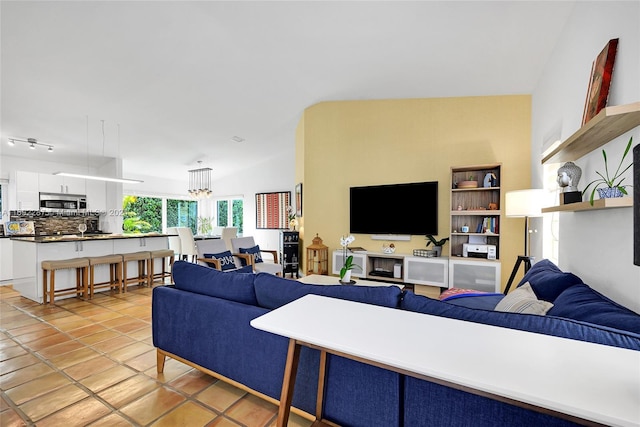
152 259 640 426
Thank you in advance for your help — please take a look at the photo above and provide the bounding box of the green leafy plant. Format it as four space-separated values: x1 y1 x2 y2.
198 217 214 235
339 255 362 280
122 211 152 233
582 136 634 205
425 235 449 247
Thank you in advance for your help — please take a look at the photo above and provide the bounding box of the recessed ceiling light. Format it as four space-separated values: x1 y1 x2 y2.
231 136 245 143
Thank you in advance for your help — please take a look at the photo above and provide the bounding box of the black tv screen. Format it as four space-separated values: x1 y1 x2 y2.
350 181 438 235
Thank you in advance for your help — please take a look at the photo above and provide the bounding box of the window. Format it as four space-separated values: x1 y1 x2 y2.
122 195 163 233
216 197 243 235
122 194 199 235
167 199 198 235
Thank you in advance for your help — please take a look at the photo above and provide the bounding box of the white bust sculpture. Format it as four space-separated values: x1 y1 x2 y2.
557 162 582 193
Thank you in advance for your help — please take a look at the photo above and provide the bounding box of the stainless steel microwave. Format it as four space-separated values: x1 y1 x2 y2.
39 193 87 212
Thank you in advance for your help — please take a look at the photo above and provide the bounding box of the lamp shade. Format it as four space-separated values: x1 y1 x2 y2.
505 189 544 218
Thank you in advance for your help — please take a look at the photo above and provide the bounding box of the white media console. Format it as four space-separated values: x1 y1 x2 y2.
331 250 501 297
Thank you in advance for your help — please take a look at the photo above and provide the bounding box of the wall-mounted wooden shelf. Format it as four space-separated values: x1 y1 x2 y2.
541 102 640 164
542 197 633 213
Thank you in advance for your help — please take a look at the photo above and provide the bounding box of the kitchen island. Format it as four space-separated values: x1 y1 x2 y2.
12 233 169 303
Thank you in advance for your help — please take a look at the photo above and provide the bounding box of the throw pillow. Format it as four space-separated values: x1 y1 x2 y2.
204 250 236 271
516 259 583 302
495 282 553 315
239 245 263 265
548 283 640 333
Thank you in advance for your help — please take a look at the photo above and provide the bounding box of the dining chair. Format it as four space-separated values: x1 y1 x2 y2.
166 227 182 261
221 227 238 251
176 227 198 262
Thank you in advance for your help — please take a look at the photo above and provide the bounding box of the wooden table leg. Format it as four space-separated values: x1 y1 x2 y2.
277 338 302 427
315 350 328 420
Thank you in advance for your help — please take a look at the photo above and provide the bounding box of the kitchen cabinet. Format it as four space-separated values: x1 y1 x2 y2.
0 239 13 282
15 171 39 210
39 174 86 195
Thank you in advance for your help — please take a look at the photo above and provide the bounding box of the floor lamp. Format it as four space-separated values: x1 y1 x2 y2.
503 189 544 294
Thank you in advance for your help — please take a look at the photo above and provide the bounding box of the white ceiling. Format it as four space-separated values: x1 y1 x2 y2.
1 1 576 182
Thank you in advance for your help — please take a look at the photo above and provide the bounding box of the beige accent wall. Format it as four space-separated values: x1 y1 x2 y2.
296 95 531 289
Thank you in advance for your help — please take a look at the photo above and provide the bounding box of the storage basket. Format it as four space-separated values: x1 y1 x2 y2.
413 249 437 258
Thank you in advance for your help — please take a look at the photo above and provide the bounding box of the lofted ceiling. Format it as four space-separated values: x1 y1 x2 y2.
1 1 576 182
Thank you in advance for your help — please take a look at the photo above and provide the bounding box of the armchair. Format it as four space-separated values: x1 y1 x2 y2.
230 236 283 276
195 239 244 272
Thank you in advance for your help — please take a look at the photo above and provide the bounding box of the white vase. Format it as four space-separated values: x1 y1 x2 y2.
341 269 352 284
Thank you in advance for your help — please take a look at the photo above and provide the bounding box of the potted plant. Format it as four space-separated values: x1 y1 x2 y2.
426 235 449 257
458 174 478 188
582 136 634 205
198 217 214 235
339 234 361 283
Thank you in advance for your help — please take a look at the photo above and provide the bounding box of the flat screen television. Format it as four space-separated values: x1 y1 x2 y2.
350 181 438 235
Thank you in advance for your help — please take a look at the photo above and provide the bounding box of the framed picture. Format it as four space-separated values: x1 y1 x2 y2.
582 38 618 125
295 183 303 217
256 191 291 229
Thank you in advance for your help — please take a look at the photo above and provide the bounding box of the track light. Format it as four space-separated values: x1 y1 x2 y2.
7 137 54 152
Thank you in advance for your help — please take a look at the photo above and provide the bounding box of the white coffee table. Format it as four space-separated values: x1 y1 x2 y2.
298 273 404 289
251 294 640 427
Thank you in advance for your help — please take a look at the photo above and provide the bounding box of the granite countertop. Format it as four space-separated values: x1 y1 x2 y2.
10 233 169 243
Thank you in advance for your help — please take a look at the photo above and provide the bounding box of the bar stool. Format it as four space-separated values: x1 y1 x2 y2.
149 249 175 285
41 257 90 304
121 251 151 292
88 254 123 299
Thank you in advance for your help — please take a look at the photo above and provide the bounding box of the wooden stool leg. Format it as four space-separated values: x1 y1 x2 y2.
49 270 56 305
138 260 144 286
83 266 88 299
42 269 48 305
76 268 83 298
122 261 128 293
89 266 95 299
116 262 122 293
109 264 115 292
149 257 155 286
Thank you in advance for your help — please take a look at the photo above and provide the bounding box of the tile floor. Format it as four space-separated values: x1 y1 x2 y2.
0 283 313 427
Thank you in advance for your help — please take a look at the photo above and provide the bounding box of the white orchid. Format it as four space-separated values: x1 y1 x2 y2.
339 234 360 281
340 234 355 247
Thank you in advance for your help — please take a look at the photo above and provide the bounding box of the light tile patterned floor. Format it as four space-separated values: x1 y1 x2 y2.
0 284 312 427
